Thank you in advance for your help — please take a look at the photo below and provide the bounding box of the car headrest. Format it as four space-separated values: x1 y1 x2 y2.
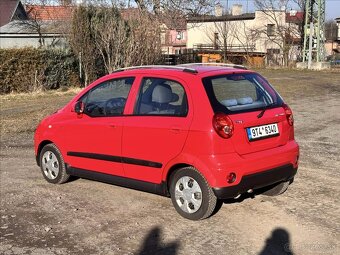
152 84 178 104
221 99 238 107
237 97 253 105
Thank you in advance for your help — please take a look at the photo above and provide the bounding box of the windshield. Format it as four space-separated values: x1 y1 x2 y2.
202 73 283 114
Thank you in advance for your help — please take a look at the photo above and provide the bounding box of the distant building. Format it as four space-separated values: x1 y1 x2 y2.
0 0 73 49
186 5 303 66
0 0 28 27
336 17 340 41
160 17 187 55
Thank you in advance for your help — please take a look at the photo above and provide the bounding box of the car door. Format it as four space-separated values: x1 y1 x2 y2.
60 77 135 177
122 76 193 183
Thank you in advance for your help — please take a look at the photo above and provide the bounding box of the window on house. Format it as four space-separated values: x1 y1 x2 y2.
214 33 219 49
267 48 280 54
176 31 184 40
267 24 275 36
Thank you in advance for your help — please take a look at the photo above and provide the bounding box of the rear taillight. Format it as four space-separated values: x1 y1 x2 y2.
213 113 234 139
283 104 294 126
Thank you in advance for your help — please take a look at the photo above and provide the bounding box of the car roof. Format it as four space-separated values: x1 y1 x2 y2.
111 64 251 78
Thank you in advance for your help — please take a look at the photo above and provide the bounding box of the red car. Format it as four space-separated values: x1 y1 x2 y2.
34 64 299 220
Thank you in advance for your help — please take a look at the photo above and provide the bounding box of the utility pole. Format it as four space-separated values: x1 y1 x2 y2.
302 0 326 64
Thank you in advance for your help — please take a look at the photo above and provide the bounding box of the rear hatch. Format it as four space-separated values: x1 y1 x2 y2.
228 107 289 155
203 72 290 155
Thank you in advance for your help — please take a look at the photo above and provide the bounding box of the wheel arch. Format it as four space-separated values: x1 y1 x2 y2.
36 140 53 166
163 158 217 194
164 163 193 191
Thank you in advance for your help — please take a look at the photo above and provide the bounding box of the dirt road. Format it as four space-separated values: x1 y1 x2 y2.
1 69 339 255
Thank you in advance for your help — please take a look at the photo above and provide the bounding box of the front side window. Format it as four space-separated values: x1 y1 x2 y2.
202 73 283 114
81 77 134 117
134 78 188 117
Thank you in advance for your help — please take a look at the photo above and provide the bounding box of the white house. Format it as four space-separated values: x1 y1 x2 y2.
186 5 303 66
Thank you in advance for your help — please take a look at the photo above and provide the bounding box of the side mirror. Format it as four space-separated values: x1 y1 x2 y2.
74 101 85 114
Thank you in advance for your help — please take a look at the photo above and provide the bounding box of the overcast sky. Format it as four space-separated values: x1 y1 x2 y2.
220 0 340 20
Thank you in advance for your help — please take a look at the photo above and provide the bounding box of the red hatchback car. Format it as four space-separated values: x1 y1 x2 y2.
34 64 299 220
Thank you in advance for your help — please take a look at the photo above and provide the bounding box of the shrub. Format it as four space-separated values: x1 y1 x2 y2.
0 48 80 94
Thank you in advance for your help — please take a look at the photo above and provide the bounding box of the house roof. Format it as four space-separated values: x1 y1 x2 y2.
25 5 74 21
286 11 304 23
187 13 256 23
0 0 27 27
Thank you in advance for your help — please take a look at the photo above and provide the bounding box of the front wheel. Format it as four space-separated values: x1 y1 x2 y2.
39 143 70 184
169 167 218 220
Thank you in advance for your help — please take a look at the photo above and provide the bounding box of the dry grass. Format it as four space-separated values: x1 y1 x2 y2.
255 68 340 99
0 87 82 137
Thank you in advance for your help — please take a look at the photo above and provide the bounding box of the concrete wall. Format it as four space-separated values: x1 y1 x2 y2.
0 34 67 49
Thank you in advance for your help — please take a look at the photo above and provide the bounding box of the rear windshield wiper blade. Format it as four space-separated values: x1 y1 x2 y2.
257 103 274 118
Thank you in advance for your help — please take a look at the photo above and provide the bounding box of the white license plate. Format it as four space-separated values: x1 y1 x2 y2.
247 123 279 141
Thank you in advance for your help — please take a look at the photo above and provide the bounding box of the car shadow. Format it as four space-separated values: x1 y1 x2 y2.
221 183 287 204
258 228 294 255
136 226 180 255
221 191 258 205
66 175 80 183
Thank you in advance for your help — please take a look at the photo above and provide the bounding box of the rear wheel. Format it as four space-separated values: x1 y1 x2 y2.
169 167 217 220
39 143 70 184
262 180 291 196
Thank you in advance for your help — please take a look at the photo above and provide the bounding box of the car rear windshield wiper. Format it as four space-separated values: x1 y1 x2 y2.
257 103 274 118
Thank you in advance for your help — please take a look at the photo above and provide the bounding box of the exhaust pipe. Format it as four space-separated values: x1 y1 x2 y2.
234 194 241 199
247 189 253 193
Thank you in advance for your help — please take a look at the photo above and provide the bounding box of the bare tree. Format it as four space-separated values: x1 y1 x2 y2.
231 20 257 64
254 0 301 66
133 0 217 16
69 4 162 83
205 20 236 62
124 13 162 66
69 5 99 86
90 7 128 73
90 6 161 72
16 9 46 46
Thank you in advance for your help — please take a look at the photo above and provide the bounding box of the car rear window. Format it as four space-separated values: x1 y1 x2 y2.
202 73 283 114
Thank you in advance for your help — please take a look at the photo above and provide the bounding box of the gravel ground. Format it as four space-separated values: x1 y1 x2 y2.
1 69 339 255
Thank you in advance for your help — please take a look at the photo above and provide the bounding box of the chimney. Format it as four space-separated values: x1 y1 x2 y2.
231 4 243 16
289 10 297 16
215 4 223 17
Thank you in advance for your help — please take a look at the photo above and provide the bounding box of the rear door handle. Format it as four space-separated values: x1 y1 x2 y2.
170 127 181 133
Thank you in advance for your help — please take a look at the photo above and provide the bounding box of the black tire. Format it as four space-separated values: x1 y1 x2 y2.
169 167 218 220
262 180 291 196
39 143 70 184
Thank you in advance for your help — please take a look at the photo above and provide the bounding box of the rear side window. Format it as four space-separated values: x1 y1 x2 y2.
202 73 282 114
81 77 134 117
134 78 188 116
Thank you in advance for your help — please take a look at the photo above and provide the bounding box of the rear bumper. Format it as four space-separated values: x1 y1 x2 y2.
212 164 297 199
